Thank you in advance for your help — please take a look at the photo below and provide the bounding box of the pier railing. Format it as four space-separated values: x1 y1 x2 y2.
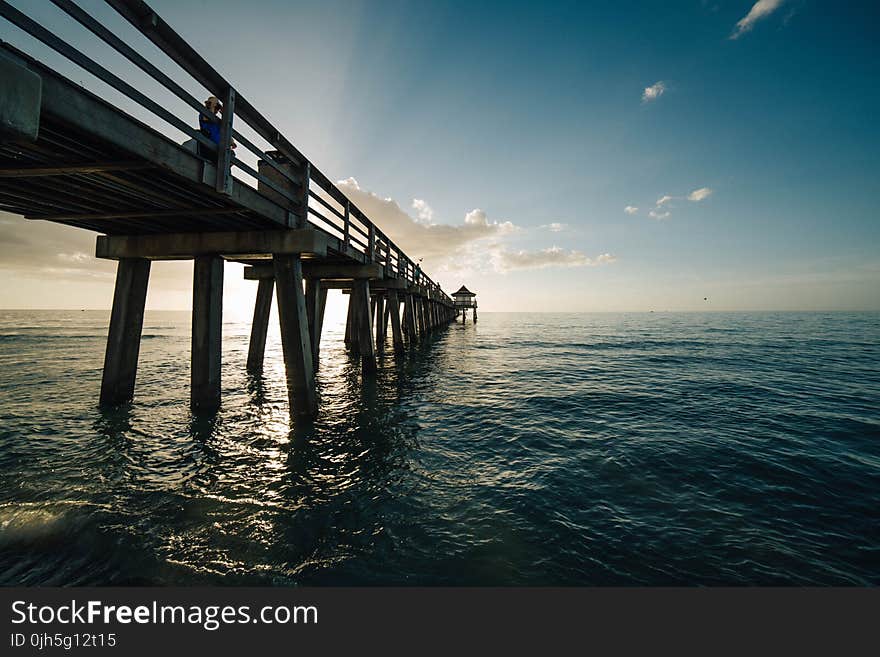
0 0 450 302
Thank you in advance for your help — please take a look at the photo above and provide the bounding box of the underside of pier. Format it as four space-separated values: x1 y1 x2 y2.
0 23 456 419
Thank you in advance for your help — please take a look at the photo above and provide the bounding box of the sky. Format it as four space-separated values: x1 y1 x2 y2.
1 0 879 314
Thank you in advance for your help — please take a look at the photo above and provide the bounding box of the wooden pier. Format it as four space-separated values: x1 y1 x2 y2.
0 0 458 418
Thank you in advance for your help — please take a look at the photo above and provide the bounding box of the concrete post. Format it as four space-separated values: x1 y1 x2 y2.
191 255 224 411
352 279 376 370
317 287 327 358
388 289 404 351
247 277 274 372
100 257 150 405
416 295 428 336
346 291 360 356
305 277 324 368
344 292 354 348
374 292 385 353
273 254 317 417
404 293 418 344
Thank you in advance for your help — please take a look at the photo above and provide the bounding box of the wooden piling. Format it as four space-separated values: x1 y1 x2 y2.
191 255 224 411
347 291 360 356
403 292 417 343
305 277 324 367
388 289 404 350
273 254 317 417
411 295 420 339
100 257 151 405
317 287 327 357
352 279 377 370
374 293 385 352
246 277 274 372
416 296 428 336
344 291 354 348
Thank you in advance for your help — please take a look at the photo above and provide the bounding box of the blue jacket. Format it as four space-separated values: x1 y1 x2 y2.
199 114 221 144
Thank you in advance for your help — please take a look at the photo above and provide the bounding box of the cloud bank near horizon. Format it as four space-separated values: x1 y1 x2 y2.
491 247 616 272
337 178 614 274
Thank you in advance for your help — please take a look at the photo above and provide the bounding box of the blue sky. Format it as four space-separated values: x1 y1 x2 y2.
1 0 878 311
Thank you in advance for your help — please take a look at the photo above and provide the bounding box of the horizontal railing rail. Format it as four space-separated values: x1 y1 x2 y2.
0 0 451 302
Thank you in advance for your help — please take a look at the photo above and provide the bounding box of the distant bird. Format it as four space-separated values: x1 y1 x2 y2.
703 297 708 301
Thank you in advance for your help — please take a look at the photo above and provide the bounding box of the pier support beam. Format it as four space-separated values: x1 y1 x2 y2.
417 296 427 336
412 296 421 339
388 290 404 351
191 255 224 411
344 292 355 350
383 298 391 347
273 254 317 417
305 277 326 367
100 257 151 405
403 293 418 344
247 277 274 372
374 292 385 353
351 279 376 370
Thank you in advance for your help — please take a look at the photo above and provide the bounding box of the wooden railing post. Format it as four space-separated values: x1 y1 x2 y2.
296 161 310 229
216 86 235 194
368 223 376 262
343 200 351 251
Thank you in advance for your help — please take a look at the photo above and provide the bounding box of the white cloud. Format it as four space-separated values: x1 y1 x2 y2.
730 0 785 39
624 206 639 215
57 251 91 263
687 187 713 202
335 179 617 276
656 195 673 207
491 246 617 272
649 210 671 220
642 81 666 103
337 178 515 267
464 209 483 225
411 198 433 223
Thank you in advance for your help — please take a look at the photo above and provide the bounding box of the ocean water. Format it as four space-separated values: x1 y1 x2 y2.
0 309 878 586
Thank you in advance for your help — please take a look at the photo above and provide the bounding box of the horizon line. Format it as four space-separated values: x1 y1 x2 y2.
2 308 878 314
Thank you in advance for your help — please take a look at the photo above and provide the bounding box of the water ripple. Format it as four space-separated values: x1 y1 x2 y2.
0 310 878 585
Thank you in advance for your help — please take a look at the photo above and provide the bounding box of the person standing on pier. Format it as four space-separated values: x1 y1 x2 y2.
198 95 236 157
